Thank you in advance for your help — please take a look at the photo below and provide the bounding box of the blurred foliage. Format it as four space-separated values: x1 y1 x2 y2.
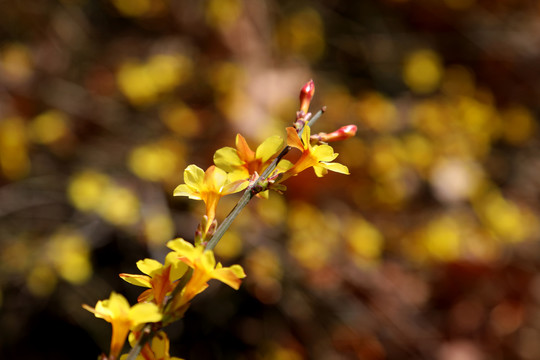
1 0 540 359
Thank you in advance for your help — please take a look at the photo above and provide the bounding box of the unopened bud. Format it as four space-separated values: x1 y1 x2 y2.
299 79 315 114
312 125 357 142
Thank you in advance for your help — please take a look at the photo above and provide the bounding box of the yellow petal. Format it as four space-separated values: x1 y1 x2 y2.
313 145 338 162
255 135 284 163
167 238 198 266
276 159 294 172
301 124 311 147
128 302 162 326
205 165 228 192
286 127 304 150
136 258 163 276
107 292 131 318
201 250 216 272
235 134 255 162
165 252 188 281
212 266 245 290
214 146 243 171
173 184 200 199
119 273 152 288
183 164 205 189
313 165 328 177
222 178 248 195
323 162 350 175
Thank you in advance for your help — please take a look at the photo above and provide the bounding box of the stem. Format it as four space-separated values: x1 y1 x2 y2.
303 107 325 135
125 324 154 360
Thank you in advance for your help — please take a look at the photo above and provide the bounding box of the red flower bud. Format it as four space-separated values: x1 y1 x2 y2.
299 79 315 114
315 125 357 142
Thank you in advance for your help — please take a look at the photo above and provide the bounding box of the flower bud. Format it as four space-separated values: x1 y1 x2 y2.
313 125 357 142
299 79 315 114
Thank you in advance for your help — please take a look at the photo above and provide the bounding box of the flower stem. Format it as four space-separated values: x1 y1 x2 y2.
125 324 154 360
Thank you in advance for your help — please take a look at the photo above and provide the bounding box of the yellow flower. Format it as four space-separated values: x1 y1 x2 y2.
120 331 183 360
173 165 248 227
281 125 349 180
119 253 187 306
166 238 246 307
83 292 162 360
213 133 284 181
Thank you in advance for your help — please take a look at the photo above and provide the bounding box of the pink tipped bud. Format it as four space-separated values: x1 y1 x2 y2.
299 79 315 114
315 125 357 142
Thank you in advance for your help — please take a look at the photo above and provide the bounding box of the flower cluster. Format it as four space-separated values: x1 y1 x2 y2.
83 80 356 360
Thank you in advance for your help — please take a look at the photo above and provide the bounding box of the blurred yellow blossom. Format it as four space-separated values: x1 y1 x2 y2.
214 230 243 260
26 264 58 297
287 202 340 269
144 211 175 245
355 92 398 132
47 228 92 284
205 0 242 29
117 54 192 107
68 170 140 226
128 141 181 182
68 170 111 212
500 105 536 145
97 184 140 226
29 110 69 144
274 8 325 61
346 218 384 267
160 102 200 138
420 215 462 262
146 54 192 94
474 190 537 243
402 132 434 175
403 49 443 94
0 116 30 180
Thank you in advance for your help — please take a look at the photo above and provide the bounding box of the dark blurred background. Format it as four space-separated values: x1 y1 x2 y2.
1 0 540 359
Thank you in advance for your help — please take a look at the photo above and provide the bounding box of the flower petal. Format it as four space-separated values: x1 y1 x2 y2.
212 264 246 290
167 238 198 267
313 165 328 177
312 145 338 162
205 165 228 192
173 184 200 199
128 302 162 326
165 252 188 281
214 147 243 172
201 250 216 273
323 162 350 175
301 124 311 147
286 127 304 150
183 164 205 189
136 258 163 276
222 178 249 195
235 134 256 163
119 273 152 288
256 135 284 163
